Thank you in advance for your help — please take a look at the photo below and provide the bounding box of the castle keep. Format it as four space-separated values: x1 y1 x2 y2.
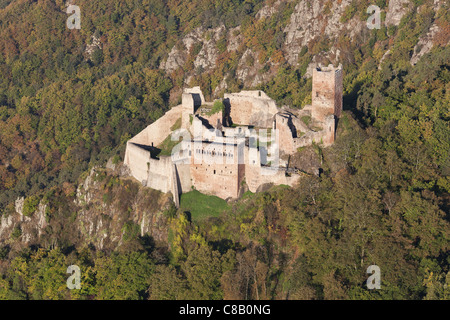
124 64 343 206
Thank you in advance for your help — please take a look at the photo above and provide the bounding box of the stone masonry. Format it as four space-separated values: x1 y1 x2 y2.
124 64 343 205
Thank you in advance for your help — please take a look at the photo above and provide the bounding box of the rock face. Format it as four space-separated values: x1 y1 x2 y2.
0 168 172 251
158 0 445 94
15 197 24 216
283 0 355 66
410 23 441 65
255 0 282 20
236 49 270 87
85 34 102 60
161 45 186 74
194 26 226 72
73 167 172 250
160 26 229 76
385 0 413 26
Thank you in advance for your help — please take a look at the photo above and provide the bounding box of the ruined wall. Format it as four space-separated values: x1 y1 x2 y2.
245 164 301 193
129 105 183 147
334 69 343 118
184 86 205 105
124 142 151 184
181 87 209 129
276 113 296 155
124 104 183 188
225 91 279 128
318 115 336 146
292 114 335 148
243 146 292 193
275 111 313 155
198 110 223 129
190 143 242 199
146 156 173 193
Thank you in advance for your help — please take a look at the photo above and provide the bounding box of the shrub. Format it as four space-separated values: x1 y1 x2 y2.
23 195 40 217
206 100 225 116
11 227 21 240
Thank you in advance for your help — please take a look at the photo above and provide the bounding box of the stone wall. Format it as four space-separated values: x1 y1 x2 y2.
189 141 243 199
245 164 301 193
128 105 183 147
174 162 192 194
276 113 296 154
197 110 223 130
311 64 343 122
146 156 173 193
124 142 152 184
291 114 336 148
225 90 279 127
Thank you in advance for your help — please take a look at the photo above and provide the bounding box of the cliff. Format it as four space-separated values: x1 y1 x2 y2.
0 165 174 253
160 0 448 97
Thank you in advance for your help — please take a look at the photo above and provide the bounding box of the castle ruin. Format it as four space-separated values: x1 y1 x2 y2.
124 64 343 206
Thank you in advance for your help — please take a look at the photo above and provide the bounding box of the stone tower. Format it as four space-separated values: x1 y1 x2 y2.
311 64 343 122
181 87 205 128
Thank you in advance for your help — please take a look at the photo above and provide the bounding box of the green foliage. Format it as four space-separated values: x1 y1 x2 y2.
11 227 21 240
121 222 140 243
301 115 311 126
0 0 448 301
206 100 225 116
22 196 40 217
95 251 154 300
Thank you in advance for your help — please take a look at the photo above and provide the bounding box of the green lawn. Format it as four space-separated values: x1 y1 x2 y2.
179 190 230 222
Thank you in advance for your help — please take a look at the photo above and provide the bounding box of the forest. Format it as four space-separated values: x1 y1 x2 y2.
0 0 448 300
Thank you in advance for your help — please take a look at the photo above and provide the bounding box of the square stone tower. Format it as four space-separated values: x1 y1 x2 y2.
311 64 343 122
181 87 205 128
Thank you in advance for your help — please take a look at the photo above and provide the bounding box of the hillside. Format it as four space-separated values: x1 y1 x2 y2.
0 0 448 300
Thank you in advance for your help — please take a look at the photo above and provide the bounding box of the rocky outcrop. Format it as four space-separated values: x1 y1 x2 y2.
284 0 356 66
15 197 24 216
159 0 446 92
255 0 282 20
0 197 48 246
194 26 225 72
385 0 413 27
160 45 186 74
410 23 440 65
160 26 229 76
85 33 102 60
74 167 172 250
236 48 271 87
0 167 173 252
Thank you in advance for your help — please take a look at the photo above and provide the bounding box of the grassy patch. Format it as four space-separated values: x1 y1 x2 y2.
170 117 182 131
206 100 225 116
179 190 230 222
242 190 254 199
157 134 181 157
301 115 311 126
